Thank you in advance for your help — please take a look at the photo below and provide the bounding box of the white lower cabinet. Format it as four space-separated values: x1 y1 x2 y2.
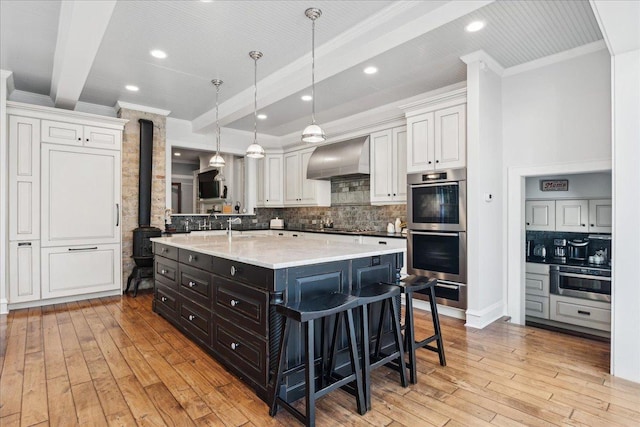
9 241 41 303
550 295 611 332
525 263 550 319
41 244 121 299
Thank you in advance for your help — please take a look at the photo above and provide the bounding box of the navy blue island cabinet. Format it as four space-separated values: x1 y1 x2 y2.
152 240 403 403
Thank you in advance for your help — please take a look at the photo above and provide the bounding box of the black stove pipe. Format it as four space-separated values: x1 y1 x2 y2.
138 119 153 227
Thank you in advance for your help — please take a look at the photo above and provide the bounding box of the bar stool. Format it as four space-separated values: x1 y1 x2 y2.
390 277 446 383
345 283 407 410
269 292 366 426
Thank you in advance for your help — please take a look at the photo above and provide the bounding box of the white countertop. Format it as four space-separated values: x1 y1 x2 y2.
150 233 403 269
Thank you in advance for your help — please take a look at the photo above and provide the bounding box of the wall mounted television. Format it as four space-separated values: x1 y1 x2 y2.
198 170 221 199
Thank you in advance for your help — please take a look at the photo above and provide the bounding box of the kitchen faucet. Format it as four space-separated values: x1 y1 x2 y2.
227 217 242 241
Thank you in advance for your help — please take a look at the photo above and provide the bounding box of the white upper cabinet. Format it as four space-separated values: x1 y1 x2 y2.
9 115 40 241
370 126 407 204
525 200 556 231
263 154 284 207
555 199 589 232
406 101 466 173
41 144 121 247
42 120 121 150
283 147 330 207
588 199 612 233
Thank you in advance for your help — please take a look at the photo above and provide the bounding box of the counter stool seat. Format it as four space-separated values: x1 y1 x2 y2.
387 277 446 384
346 283 407 411
270 292 366 426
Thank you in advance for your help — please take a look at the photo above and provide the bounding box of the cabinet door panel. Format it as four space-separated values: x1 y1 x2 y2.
555 200 589 232
393 126 407 201
406 113 434 173
299 149 318 204
283 152 300 205
9 241 41 303
41 144 121 246
525 295 549 319
370 130 393 203
588 199 612 233
435 104 466 169
84 126 121 150
41 244 121 298
41 120 83 146
264 155 283 206
9 116 40 240
525 200 555 231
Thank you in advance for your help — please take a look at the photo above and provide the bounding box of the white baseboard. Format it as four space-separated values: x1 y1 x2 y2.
465 300 505 329
401 295 466 320
0 298 8 315
7 289 122 311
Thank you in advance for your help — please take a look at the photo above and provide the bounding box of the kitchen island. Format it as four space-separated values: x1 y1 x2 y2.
150 233 403 402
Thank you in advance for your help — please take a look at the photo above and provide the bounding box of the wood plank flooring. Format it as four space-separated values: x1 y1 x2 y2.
1 292 639 426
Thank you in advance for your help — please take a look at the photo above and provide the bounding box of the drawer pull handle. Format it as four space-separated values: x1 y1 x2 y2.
378 241 387 245
160 296 167 302
230 299 239 307
231 265 238 276
68 247 98 251
161 247 167 253
188 314 196 321
161 269 167 274
189 254 197 263
230 343 240 350
577 310 591 316
188 281 196 288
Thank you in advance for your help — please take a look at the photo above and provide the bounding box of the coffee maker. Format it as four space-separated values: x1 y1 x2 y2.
553 238 567 263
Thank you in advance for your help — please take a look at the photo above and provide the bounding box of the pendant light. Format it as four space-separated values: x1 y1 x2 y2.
301 7 325 143
245 51 265 159
209 79 226 168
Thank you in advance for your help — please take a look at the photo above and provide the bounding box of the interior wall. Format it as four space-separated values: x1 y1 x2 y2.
0 71 11 313
525 172 612 199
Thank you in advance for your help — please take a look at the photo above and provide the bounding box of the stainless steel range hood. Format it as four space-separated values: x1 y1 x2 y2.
306 136 369 180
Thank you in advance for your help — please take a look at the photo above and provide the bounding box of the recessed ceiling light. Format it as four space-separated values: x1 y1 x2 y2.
465 21 485 32
363 66 378 74
150 49 167 59
301 95 312 101
125 85 139 92
174 152 181 156
257 114 267 120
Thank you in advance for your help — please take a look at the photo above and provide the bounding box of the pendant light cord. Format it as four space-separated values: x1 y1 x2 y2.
254 56 258 145
215 84 221 154
311 18 316 125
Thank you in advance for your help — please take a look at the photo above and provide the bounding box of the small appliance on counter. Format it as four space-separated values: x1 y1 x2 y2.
553 238 567 263
270 217 284 230
568 238 589 261
533 243 547 259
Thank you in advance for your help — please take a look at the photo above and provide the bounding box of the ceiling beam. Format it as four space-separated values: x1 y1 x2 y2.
191 0 494 134
50 0 117 110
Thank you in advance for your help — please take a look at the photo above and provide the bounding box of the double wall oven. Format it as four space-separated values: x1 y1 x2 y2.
407 168 467 309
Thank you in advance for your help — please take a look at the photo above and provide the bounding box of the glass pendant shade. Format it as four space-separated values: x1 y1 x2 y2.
302 123 326 143
210 78 226 168
246 51 265 159
301 8 326 144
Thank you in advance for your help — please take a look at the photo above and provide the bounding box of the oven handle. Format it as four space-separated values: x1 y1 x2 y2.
410 231 461 237
409 182 460 189
558 272 611 281
435 283 459 290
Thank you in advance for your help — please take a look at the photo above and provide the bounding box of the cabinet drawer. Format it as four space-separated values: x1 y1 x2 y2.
214 316 268 388
215 277 269 336
155 284 179 319
525 273 549 297
41 120 84 146
155 257 178 289
550 295 611 332
180 264 213 306
179 249 213 272
180 299 212 346
525 295 549 319
154 243 178 261
212 258 274 291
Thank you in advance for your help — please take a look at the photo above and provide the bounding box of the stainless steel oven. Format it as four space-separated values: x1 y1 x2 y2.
550 265 611 302
408 230 466 284
407 168 466 232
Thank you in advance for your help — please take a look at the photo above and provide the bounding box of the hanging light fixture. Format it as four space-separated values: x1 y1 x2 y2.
245 51 266 159
209 79 226 168
301 7 325 143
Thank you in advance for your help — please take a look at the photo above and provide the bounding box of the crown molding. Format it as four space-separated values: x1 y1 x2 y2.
115 101 171 116
399 87 467 115
7 100 128 128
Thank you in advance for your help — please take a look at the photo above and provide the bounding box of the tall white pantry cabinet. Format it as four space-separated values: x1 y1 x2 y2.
7 102 126 307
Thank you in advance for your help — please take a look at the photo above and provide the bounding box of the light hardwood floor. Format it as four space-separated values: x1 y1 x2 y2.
1 292 639 426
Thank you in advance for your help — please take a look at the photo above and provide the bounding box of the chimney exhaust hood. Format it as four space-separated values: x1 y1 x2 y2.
306 136 369 180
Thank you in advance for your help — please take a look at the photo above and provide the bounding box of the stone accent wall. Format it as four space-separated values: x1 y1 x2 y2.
118 108 166 286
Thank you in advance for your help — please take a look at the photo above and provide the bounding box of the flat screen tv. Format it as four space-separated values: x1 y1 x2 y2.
198 170 221 199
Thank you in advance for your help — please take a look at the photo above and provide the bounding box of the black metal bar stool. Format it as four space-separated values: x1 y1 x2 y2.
345 283 407 410
269 292 366 426
389 277 446 383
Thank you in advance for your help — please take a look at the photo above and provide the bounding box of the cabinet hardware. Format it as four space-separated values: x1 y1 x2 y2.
378 241 387 245
393 193 396 196
436 160 440 163
526 222 530 225
428 161 432 164
18 242 32 247
188 281 196 288
231 265 239 276
68 247 98 251
388 193 391 196
188 314 196 321
77 137 81 141
230 299 239 307
116 203 120 226
189 254 197 262
577 310 591 316
590 224 595 227
581 224 586 227
161 296 167 302
278 233 284 236
161 247 167 253
230 343 240 350
86 138 89 142
161 269 167 274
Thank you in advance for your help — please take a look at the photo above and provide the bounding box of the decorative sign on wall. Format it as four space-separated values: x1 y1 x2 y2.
540 179 569 191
